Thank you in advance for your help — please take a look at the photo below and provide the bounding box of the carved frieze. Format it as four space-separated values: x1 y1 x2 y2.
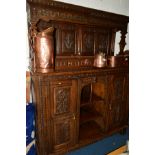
27 3 126 28
27 0 128 24
29 7 87 24
55 57 94 70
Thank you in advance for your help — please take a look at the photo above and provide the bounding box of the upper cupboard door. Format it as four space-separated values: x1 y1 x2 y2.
81 27 95 56
56 23 78 56
50 80 78 117
95 29 110 54
80 27 111 56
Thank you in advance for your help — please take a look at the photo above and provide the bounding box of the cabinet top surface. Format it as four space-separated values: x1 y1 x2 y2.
31 66 128 77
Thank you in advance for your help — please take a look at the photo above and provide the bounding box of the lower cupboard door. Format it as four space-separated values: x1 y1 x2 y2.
53 117 76 152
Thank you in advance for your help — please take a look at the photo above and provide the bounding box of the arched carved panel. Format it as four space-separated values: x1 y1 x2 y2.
54 87 70 115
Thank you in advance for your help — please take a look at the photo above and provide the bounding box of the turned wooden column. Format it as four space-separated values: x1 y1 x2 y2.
119 28 127 55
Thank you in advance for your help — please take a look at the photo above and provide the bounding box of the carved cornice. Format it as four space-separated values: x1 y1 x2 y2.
26 0 128 28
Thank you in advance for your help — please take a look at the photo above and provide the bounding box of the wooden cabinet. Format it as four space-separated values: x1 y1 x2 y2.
32 69 128 155
27 1 129 154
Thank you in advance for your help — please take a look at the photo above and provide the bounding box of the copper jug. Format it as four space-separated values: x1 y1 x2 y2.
33 27 55 72
94 52 107 68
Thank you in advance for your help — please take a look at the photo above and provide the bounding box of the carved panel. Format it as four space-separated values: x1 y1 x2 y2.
82 28 94 55
55 24 78 56
62 30 75 54
54 87 70 115
113 76 125 100
95 31 109 54
55 121 70 145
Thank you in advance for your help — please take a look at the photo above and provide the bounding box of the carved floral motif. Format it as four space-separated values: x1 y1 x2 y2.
62 32 75 53
55 87 70 114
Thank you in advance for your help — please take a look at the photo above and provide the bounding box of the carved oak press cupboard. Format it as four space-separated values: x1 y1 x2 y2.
26 0 129 155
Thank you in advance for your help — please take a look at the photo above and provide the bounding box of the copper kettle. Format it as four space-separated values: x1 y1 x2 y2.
29 18 55 73
33 27 55 72
94 52 107 68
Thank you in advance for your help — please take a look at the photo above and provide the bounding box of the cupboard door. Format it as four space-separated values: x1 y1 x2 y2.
52 116 76 151
56 24 78 56
50 80 78 117
107 73 128 130
50 79 78 153
95 29 110 55
81 27 95 56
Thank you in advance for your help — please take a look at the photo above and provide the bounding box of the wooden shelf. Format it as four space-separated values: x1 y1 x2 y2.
92 94 104 102
80 101 91 107
79 120 103 143
80 105 102 124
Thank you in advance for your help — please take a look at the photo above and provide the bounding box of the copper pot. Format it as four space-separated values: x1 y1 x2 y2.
33 27 55 72
94 52 107 68
107 56 117 67
108 55 129 67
